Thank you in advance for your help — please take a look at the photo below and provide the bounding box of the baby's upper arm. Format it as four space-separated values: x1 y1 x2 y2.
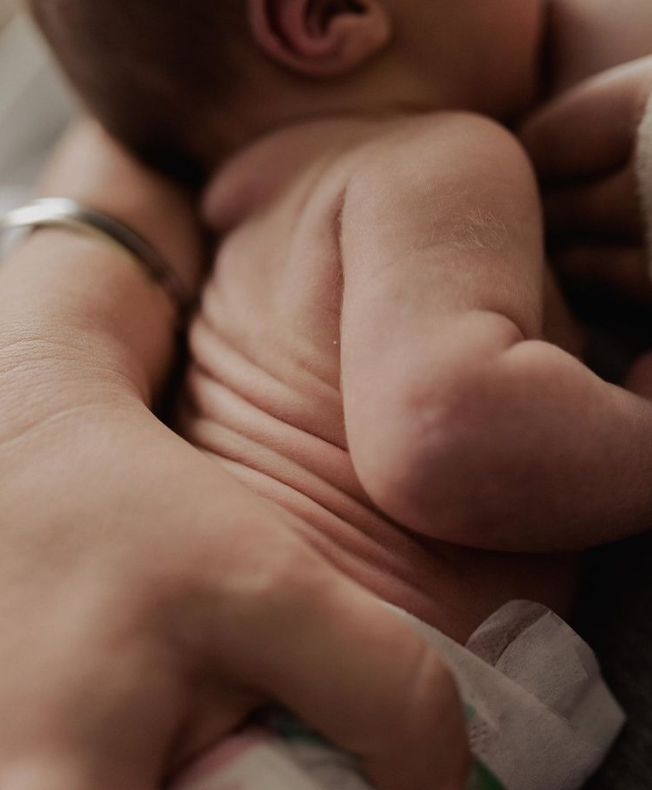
340 113 545 342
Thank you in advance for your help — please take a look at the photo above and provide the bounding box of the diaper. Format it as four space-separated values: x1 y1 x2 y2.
171 601 624 790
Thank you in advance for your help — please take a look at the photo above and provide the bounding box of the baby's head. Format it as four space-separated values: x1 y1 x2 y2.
30 0 545 180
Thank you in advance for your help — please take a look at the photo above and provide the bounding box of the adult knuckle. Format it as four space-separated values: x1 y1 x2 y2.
414 646 460 709
224 540 323 613
190 538 332 668
401 644 469 754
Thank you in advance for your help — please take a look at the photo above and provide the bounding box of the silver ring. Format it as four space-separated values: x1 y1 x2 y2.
0 198 191 316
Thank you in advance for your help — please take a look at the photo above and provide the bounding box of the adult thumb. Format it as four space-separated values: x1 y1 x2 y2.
197 546 471 790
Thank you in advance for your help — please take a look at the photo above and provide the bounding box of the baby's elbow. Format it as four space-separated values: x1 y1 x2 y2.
350 379 498 545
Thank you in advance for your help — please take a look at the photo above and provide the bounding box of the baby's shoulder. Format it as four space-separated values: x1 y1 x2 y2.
202 113 533 235
343 112 534 192
350 111 512 154
340 112 538 226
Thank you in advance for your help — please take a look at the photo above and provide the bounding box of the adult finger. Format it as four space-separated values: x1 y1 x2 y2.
552 242 652 302
520 57 652 179
202 544 471 790
542 166 643 239
166 686 265 775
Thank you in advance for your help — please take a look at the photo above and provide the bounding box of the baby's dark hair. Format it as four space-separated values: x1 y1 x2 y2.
29 0 248 182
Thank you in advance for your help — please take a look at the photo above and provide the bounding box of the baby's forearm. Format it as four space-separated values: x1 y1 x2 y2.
357 324 652 553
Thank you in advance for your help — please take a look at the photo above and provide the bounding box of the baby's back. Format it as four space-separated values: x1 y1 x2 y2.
176 114 579 643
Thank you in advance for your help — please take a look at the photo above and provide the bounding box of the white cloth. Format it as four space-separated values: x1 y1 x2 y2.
172 601 625 790
403 601 624 790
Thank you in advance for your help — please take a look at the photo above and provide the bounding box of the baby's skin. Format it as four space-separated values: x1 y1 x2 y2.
174 113 579 643
174 1 652 643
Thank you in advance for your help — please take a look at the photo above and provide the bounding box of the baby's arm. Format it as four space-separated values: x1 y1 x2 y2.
340 113 652 553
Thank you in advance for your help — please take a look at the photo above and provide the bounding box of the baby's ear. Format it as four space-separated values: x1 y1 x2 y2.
248 0 392 77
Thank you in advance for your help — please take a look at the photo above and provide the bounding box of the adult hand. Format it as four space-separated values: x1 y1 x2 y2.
0 127 470 790
0 395 469 790
520 57 652 301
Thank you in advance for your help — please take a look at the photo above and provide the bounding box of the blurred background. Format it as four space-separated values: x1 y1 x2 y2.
0 0 74 212
0 0 19 30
